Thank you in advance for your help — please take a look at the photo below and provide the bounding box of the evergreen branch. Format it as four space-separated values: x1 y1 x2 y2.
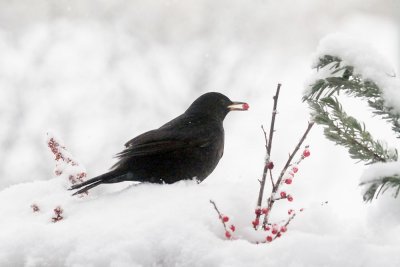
360 175 400 202
305 54 400 201
304 55 400 137
308 98 397 164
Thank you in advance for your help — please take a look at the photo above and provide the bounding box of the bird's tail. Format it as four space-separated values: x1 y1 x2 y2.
69 169 129 196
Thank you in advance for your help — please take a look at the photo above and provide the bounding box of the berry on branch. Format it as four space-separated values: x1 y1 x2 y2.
225 231 232 239
285 178 293 185
221 215 229 223
303 149 310 157
266 161 274 170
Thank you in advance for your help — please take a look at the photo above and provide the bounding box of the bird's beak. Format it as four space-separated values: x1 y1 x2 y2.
228 101 249 111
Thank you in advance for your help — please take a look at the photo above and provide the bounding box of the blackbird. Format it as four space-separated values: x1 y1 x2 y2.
70 92 248 195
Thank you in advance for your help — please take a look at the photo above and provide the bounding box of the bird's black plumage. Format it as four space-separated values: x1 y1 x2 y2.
70 92 248 195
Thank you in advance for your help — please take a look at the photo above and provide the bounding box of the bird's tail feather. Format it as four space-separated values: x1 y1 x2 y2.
69 169 128 195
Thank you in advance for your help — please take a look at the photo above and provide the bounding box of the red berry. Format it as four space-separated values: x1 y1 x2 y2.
255 208 262 216
263 225 270 231
272 229 278 234
287 195 293 202
261 208 269 214
242 103 250 110
280 191 287 198
280 226 287 232
225 231 232 239
285 178 292 185
303 149 310 157
277 232 282 237
266 236 273 242
230 225 236 232
221 215 229 223
252 219 260 227
266 161 274 170
292 166 299 173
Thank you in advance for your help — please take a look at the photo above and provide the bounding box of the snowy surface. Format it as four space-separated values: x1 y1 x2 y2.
0 1 400 266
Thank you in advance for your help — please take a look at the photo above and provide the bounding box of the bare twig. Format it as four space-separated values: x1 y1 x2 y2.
267 84 281 155
254 84 281 229
269 169 274 188
210 200 228 231
261 125 268 150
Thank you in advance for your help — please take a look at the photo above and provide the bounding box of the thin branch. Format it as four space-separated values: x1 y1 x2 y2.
254 84 281 229
210 200 228 232
267 84 281 154
261 125 268 150
269 169 274 188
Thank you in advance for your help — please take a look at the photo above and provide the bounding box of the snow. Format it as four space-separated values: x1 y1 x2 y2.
0 1 400 266
360 161 400 184
1 177 400 266
313 33 400 114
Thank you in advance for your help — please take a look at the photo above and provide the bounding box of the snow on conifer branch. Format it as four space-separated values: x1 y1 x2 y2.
304 34 400 201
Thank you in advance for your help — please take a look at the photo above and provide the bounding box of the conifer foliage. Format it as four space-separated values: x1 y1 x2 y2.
303 55 400 201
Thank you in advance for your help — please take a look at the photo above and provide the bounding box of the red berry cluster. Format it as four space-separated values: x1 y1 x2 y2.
47 132 87 189
219 214 236 239
278 147 312 203
51 206 64 223
68 172 87 185
254 147 311 243
211 142 311 244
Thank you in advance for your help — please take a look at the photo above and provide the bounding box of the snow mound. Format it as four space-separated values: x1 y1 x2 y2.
1 176 400 266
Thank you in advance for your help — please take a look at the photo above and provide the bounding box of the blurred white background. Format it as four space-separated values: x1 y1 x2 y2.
1 1 400 265
0 0 398 194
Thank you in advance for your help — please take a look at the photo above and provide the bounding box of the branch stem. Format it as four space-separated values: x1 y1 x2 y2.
254 84 281 229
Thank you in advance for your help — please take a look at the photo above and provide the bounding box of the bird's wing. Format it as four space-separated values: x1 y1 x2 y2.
117 129 211 158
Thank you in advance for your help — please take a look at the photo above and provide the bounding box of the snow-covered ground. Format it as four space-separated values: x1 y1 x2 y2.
0 1 399 266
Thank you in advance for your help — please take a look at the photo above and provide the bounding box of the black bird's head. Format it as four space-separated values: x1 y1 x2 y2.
185 92 249 121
